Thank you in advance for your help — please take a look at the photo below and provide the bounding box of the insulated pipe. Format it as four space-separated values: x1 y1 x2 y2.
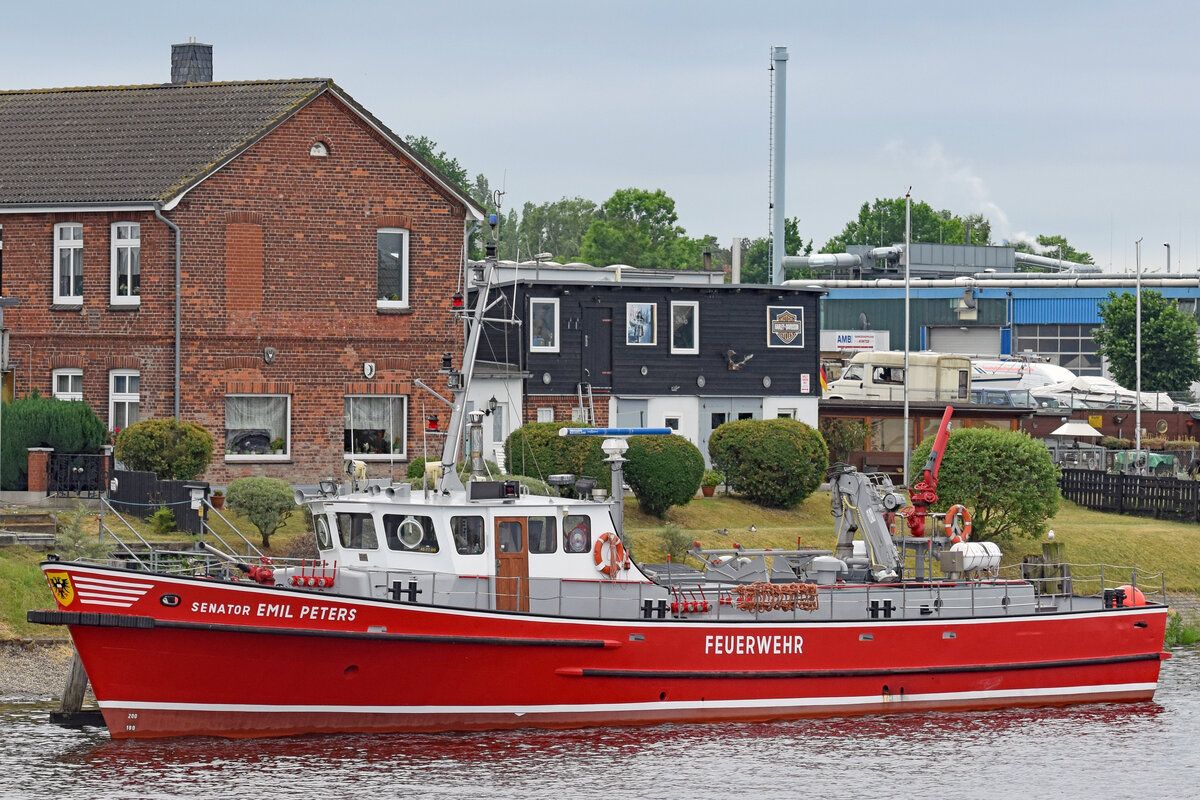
785 276 1200 290
155 205 181 419
1013 251 1102 273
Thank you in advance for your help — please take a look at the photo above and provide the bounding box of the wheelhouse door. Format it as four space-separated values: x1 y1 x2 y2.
494 517 529 612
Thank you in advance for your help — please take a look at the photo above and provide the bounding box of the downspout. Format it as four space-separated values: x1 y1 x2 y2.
155 205 181 419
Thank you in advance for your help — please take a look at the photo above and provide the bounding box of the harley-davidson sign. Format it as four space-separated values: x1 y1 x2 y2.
767 306 804 348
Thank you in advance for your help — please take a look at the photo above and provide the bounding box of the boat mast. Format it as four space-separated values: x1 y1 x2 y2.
438 216 499 492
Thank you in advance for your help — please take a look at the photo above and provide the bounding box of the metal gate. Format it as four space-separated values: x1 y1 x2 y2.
47 453 109 499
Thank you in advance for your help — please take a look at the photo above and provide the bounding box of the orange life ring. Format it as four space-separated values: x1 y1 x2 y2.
593 531 626 577
944 504 972 544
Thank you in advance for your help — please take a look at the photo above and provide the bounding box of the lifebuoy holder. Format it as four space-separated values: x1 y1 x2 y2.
593 531 629 577
944 504 972 544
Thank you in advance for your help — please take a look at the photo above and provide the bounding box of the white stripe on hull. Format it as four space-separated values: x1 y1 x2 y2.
100 681 1158 717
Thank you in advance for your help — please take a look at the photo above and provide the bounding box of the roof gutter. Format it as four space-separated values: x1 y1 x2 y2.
154 205 181 419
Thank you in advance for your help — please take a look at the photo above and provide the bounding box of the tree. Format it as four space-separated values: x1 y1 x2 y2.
114 419 214 481
512 197 599 263
579 188 699 269
403 134 470 193
740 216 813 284
226 477 297 548
1011 234 1094 266
1093 289 1200 393
909 427 1059 541
822 198 991 253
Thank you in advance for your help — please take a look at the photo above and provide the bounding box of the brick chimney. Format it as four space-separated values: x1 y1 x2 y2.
171 38 213 84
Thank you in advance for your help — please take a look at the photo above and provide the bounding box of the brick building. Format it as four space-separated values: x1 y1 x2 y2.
0 49 484 485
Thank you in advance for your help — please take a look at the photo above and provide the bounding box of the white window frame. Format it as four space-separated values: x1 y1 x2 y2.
529 297 560 353
344 394 408 461
54 223 83 305
52 368 83 401
225 394 292 461
109 370 140 432
376 228 410 309
670 300 700 355
626 302 657 346
110 222 141 306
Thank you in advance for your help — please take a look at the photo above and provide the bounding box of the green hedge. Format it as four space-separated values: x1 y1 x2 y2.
503 421 610 490
624 434 705 518
708 418 828 509
0 391 108 490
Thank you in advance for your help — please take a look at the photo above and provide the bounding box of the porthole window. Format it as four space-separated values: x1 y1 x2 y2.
316 517 333 550
310 141 330 157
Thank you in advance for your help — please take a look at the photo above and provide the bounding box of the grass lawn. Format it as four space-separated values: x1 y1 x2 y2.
4 492 1199 640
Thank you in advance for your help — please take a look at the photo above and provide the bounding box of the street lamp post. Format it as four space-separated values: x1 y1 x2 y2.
903 188 912 487
1135 238 1143 471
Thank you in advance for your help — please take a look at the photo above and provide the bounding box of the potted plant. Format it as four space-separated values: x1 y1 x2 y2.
211 489 225 510
701 469 724 497
271 437 285 454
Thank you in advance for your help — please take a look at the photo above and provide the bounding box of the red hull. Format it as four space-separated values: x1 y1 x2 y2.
38 564 1169 739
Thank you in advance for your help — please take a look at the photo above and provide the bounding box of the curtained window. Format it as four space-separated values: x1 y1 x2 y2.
344 395 407 459
225 395 290 457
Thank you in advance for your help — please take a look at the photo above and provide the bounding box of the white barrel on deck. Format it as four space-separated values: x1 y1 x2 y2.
950 541 1001 572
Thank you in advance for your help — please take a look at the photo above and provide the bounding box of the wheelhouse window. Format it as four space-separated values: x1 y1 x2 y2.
670 301 699 354
225 395 290 458
336 512 378 549
528 515 558 554
626 302 657 345
383 514 439 552
563 514 591 554
54 223 83 304
451 515 485 555
110 222 141 305
344 395 407 459
529 298 559 353
376 228 409 308
109 370 140 432
52 368 83 401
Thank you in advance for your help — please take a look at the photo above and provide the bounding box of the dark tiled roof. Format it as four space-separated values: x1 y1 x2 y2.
0 79 328 205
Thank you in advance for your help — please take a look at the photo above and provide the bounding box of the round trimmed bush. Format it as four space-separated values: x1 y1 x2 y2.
114 418 214 480
708 418 828 509
504 421 610 490
624 434 705 518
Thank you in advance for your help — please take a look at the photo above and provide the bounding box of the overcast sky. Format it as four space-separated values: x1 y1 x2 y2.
4 0 1198 272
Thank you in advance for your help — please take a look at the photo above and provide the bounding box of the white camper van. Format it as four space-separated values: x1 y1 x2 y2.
824 351 971 402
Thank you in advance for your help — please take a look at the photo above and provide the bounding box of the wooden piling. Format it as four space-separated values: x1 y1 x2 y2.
48 649 105 728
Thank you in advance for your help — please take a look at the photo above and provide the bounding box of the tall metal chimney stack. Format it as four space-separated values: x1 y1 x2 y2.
171 38 213 84
770 46 788 285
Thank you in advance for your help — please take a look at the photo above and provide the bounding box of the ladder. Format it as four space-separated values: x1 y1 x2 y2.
576 382 596 425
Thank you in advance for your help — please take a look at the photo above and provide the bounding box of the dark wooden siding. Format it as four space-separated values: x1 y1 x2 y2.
480 283 821 398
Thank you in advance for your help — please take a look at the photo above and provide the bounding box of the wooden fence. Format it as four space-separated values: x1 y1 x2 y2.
107 469 206 534
1060 468 1200 523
